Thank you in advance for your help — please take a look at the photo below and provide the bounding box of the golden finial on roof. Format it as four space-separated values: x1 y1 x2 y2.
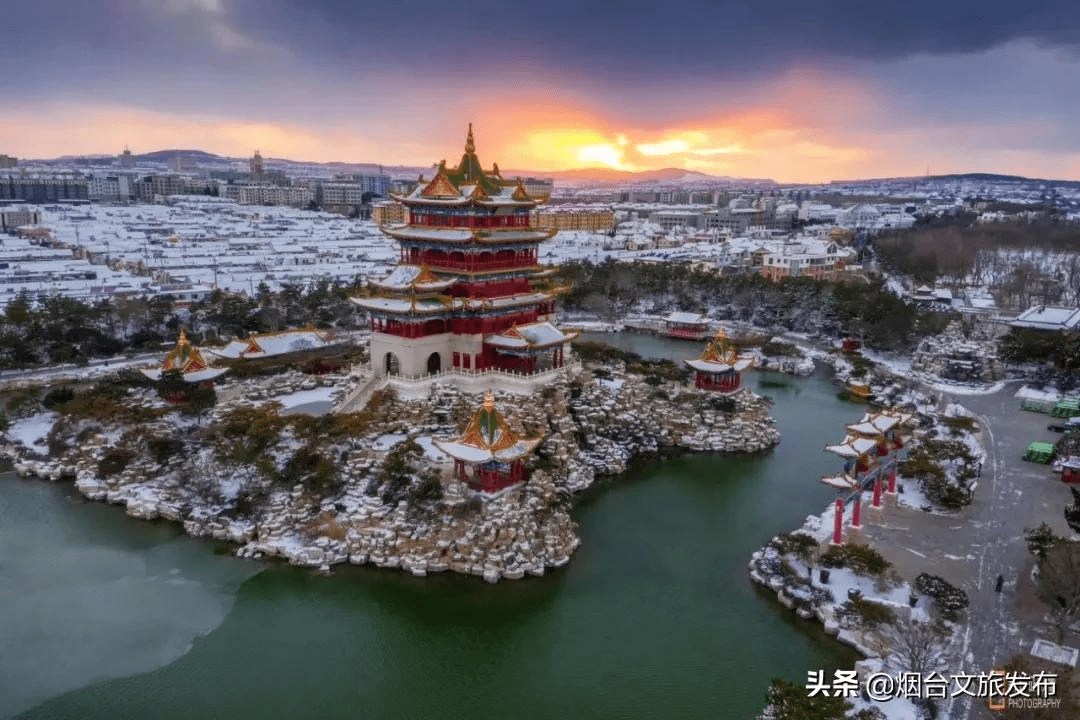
439 159 446 170
465 123 475 154
715 327 727 341
178 328 189 344
483 389 495 409
492 162 500 176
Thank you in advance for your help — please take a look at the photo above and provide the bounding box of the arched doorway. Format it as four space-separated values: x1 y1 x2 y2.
426 352 441 374
384 352 400 375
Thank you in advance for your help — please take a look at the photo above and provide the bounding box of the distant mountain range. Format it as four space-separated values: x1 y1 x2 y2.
28 150 1080 187
833 172 1080 189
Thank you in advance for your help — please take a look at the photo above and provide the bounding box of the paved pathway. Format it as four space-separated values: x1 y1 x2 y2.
852 382 1076 719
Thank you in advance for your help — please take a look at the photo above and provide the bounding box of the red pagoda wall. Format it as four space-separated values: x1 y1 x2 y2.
408 213 530 229
402 247 538 273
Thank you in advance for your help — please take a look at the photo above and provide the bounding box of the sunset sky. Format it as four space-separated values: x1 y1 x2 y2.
3 1 1079 183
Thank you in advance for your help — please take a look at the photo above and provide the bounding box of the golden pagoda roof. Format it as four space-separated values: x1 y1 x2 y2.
140 329 227 382
686 328 755 373
161 329 209 374
433 391 544 464
397 125 536 206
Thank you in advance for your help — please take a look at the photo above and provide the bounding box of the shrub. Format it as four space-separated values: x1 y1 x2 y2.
914 573 969 621
279 444 340 495
771 531 818 562
408 470 444 506
942 415 977 434
571 340 640 365
760 339 800 357
709 395 737 413
837 596 897 629
1024 523 1062 558
211 405 286 464
147 436 184 465
42 386 75 409
820 543 891 576
98 448 135 478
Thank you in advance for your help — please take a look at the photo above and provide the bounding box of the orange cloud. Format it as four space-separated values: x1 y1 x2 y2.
5 64 1079 184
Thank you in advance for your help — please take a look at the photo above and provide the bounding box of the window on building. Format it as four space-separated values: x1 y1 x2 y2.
453 351 460 367
463 354 471 369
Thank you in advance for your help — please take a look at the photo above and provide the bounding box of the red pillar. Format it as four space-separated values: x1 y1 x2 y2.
833 498 844 545
872 477 882 508
851 491 862 528
887 468 897 494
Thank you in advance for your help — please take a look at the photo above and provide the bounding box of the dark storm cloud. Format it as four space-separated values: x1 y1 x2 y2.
4 0 1078 93
177 0 1080 76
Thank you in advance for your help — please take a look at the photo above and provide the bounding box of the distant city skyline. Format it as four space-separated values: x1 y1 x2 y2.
3 1 1078 183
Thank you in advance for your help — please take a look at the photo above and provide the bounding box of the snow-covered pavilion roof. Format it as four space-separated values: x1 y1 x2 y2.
664 311 708 325
463 291 560 311
825 435 879 458
207 329 332 359
820 474 857 490
485 321 578 351
686 356 753 373
1010 305 1080 332
350 295 458 314
369 264 454 292
432 392 544 467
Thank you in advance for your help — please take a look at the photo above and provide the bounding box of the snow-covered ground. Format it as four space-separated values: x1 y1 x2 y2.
271 386 337 410
371 433 407 452
5 413 55 449
1015 385 1065 403
414 435 448 461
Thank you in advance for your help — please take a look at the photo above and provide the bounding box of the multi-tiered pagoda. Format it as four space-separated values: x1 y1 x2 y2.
353 125 576 380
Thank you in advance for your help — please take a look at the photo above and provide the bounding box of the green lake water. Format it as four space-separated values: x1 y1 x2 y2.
6 334 862 720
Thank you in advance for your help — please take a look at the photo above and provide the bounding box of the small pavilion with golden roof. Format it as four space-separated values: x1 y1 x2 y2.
433 391 544 493
686 329 755 392
141 330 227 383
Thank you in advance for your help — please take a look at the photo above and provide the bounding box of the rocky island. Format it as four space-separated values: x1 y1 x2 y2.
2 348 779 581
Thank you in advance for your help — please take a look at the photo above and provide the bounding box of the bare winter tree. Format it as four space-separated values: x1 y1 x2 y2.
1035 541 1080 643
878 615 950 676
1065 254 1080 306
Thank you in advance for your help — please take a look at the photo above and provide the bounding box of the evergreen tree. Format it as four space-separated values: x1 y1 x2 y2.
759 678 850 720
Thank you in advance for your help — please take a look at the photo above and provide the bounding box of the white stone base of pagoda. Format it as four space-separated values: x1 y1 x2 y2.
382 361 582 399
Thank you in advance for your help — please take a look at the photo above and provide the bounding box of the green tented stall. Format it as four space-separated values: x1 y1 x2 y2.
1023 442 1056 464
1022 398 1056 413
1051 399 1080 419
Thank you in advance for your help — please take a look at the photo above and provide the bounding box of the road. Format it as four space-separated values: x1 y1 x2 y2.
853 382 1074 719
0 351 164 389
946 386 1075 719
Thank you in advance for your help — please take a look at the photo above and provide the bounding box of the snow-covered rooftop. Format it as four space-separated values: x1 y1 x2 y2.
1011 305 1080 331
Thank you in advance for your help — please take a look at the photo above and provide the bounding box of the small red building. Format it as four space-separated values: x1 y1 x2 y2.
685 329 754 393
663 312 710 340
1062 457 1080 484
434 392 544 493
